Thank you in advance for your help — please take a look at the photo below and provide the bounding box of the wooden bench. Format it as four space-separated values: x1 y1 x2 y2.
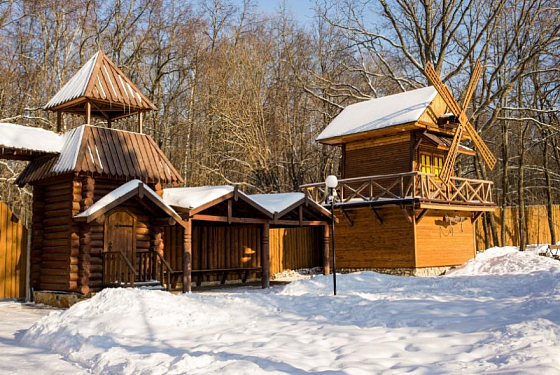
539 245 560 260
191 268 262 287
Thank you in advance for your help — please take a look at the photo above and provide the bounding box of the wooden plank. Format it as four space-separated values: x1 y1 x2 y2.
0 203 6 298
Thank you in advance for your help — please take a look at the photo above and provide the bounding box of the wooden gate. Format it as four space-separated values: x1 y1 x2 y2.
0 201 28 299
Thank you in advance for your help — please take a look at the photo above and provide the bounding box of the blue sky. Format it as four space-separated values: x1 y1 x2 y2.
233 0 317 24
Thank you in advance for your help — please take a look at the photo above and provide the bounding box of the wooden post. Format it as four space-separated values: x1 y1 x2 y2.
322 224 330 275
107 118 112 128
261 223 270 288
56 111 62 132
85 101 91 125
138 112 143 133
182 220 192 293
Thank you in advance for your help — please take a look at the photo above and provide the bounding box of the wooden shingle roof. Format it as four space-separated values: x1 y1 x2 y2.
17 125 182 185
44 51 156 118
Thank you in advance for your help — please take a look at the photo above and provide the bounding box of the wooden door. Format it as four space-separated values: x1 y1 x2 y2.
0 202 28 299
104 210 136 267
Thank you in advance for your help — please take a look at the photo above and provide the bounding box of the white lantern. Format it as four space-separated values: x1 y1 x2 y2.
325 175 338 189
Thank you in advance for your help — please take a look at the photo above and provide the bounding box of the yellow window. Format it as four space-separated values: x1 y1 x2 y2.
434 156 443 177
420 154 431 174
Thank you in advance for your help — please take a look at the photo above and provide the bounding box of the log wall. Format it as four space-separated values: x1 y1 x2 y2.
37 177 76 291
0 201 28 299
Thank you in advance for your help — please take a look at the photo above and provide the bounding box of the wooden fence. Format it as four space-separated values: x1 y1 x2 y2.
476 205 560 249
0 201 28 299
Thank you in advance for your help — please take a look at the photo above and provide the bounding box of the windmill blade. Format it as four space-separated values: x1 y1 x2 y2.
459 115 497 169
462 60 482 110
439 125 464 183
424 62 462 116
425 61 497 170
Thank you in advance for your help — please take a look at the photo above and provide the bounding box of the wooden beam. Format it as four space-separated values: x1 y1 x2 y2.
183 220 192 293
190 214 327 226
261 223 270 289
418 203 497 212
227 199 232 224
56 111 62 132
299 205 303 226
415 208 429 224
323 224 330 275
471 211 484 223
370 206 383 225
85 101 91 125
138 112 143 134
341 209 353 227
400 205 413 223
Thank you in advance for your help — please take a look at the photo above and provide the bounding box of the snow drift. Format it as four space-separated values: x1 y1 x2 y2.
20 247 560 374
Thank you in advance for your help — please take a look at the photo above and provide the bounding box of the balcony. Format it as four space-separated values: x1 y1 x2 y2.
300 172 494 208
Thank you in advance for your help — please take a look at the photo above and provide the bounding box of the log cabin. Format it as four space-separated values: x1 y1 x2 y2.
0 51 332 301
301 62 497 276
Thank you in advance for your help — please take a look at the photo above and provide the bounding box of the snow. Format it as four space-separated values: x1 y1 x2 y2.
317 86 438 141
249 192 304 214
0 302 88 374
163 185 235 210
11 246 559 374
0 122 64 153
51 125 85 173
76 179 180 221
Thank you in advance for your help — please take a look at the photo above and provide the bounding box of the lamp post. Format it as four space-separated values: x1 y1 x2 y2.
325 175 338 295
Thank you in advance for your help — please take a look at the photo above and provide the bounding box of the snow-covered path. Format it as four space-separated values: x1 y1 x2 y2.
0 302 89 374
4 247 560 374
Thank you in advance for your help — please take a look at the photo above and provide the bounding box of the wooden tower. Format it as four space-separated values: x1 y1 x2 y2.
301 62 497 276
44 50 157 132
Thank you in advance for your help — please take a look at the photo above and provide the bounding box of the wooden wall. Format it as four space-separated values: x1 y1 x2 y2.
0 201 28 299
476 205 560 249
163 225 322 279
415 211 475 267
343 133 412 179
269 228 322 274
334 206 416 268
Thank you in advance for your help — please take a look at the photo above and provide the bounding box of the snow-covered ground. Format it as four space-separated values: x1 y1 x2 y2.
4 246 560 374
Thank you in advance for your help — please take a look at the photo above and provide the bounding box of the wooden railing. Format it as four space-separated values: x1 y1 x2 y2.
136 250 181 291
102 250 137 288
300 172 494 205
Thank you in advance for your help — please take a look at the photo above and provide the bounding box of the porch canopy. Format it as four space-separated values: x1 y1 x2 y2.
75 179 185 227
162 186 333 292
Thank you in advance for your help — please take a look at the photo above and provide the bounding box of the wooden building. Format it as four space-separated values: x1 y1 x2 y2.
301 62 497 275
0 51 331 298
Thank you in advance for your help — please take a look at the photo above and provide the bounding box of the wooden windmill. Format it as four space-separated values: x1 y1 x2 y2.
424 60 496 183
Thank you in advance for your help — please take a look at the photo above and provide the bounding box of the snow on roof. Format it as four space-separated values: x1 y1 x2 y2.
0 122 64 153
44 52 99 110
249 193 304 214
163 186 235 210
76 179 180 220
51 126 85 173
317 86 438 141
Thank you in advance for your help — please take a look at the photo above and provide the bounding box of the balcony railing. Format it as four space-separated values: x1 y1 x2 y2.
300 172 494 206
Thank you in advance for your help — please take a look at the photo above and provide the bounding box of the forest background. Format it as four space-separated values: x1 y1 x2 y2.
0 0 558 248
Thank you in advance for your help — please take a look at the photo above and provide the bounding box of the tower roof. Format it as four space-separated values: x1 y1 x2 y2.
16 125 182 186
44 51 157 119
